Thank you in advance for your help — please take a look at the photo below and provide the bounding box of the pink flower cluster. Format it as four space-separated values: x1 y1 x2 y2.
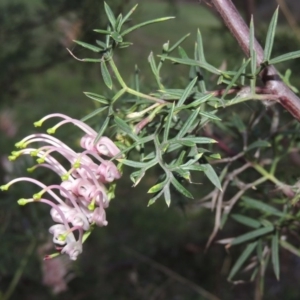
1 114 122 260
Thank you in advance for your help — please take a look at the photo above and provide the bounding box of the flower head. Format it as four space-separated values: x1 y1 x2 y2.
3 113 122 260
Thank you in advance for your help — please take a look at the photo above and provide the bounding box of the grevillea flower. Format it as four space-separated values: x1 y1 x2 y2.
1 113 122 260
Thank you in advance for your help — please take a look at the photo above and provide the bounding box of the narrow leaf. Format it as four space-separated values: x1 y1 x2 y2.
231 226 274 246
269 50 300 65
177 77 197 107
148 52 161 87
101 60 113 89
203 164 222 191
96 40 107 48
121 4 138 27
104 2 116 29
242 196 286 217
163 103 175 142
178 46 189 59
199 111 221 121
80 106 107 122
94 116 111 144
231 214 261 229
111 32 123 43
179 137 216 144
246 140 270 151
114 116 138 141
119 158 156 168
263 8 279 62
83 92 109 105
164 186 171 207
93 29 112 35
182 164 205 172
121 17 175 36
115 14 123 32
177 94 213 110
73 40 102 52
148 181 166 193
280 240 300 257
177 107 200 138
271 231 280 280
169 33 191 53
221 59 250 100
148 189 164 206
196 29 205 62
171 176 193 199
162 56 221 75
228 241 257 281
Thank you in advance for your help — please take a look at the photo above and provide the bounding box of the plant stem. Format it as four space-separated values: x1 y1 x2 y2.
108 58 167 104
126 88 167 104
108 58 127 88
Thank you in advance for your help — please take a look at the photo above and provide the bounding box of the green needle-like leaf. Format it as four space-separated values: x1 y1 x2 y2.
221 59 250 101
228 241 257 281
114 116 138 141
169 33 191 53
148 180 167 194
73 40 102 52
121 17 175 36
231 226 274 246
203 164 222 191
101 60 113 90
177 107 200 138
148 52 161 87
242 196 286 217
177 77 197 107
280 240 300 257
163 102 175 142
196 29 205 62
246 140 270 151
231 214 261 229
83 92 109 105
119 158 156 169
162 56 221 75
171 176 193 199
263 7 279 62
272 231 280 280
121 4 138 27
93 29 112 35
199 111 221 121
269 50 300 65
94 115 111 144
164 186 171 207
104 2 116 29
80 106 107 122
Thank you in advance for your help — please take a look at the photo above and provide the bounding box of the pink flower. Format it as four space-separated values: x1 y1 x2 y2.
1 113 122 260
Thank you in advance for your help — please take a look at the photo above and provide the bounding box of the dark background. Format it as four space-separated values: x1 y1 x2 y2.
1 0 300 299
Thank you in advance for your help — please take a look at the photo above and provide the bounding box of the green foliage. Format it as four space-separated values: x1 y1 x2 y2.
70 4 300 289
3 1 300 298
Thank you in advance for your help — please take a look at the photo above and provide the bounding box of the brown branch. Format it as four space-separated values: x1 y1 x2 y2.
210 0 300 121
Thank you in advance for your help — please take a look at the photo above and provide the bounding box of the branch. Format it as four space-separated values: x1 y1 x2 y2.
210 0 300 121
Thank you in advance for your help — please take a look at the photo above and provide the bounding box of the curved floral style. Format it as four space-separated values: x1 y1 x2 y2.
1 114 122 260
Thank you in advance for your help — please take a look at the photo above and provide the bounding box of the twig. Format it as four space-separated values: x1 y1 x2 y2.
205 162 252 249
210 0 300 121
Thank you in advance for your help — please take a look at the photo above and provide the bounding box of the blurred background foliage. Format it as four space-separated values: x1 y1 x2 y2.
1 0 300 299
